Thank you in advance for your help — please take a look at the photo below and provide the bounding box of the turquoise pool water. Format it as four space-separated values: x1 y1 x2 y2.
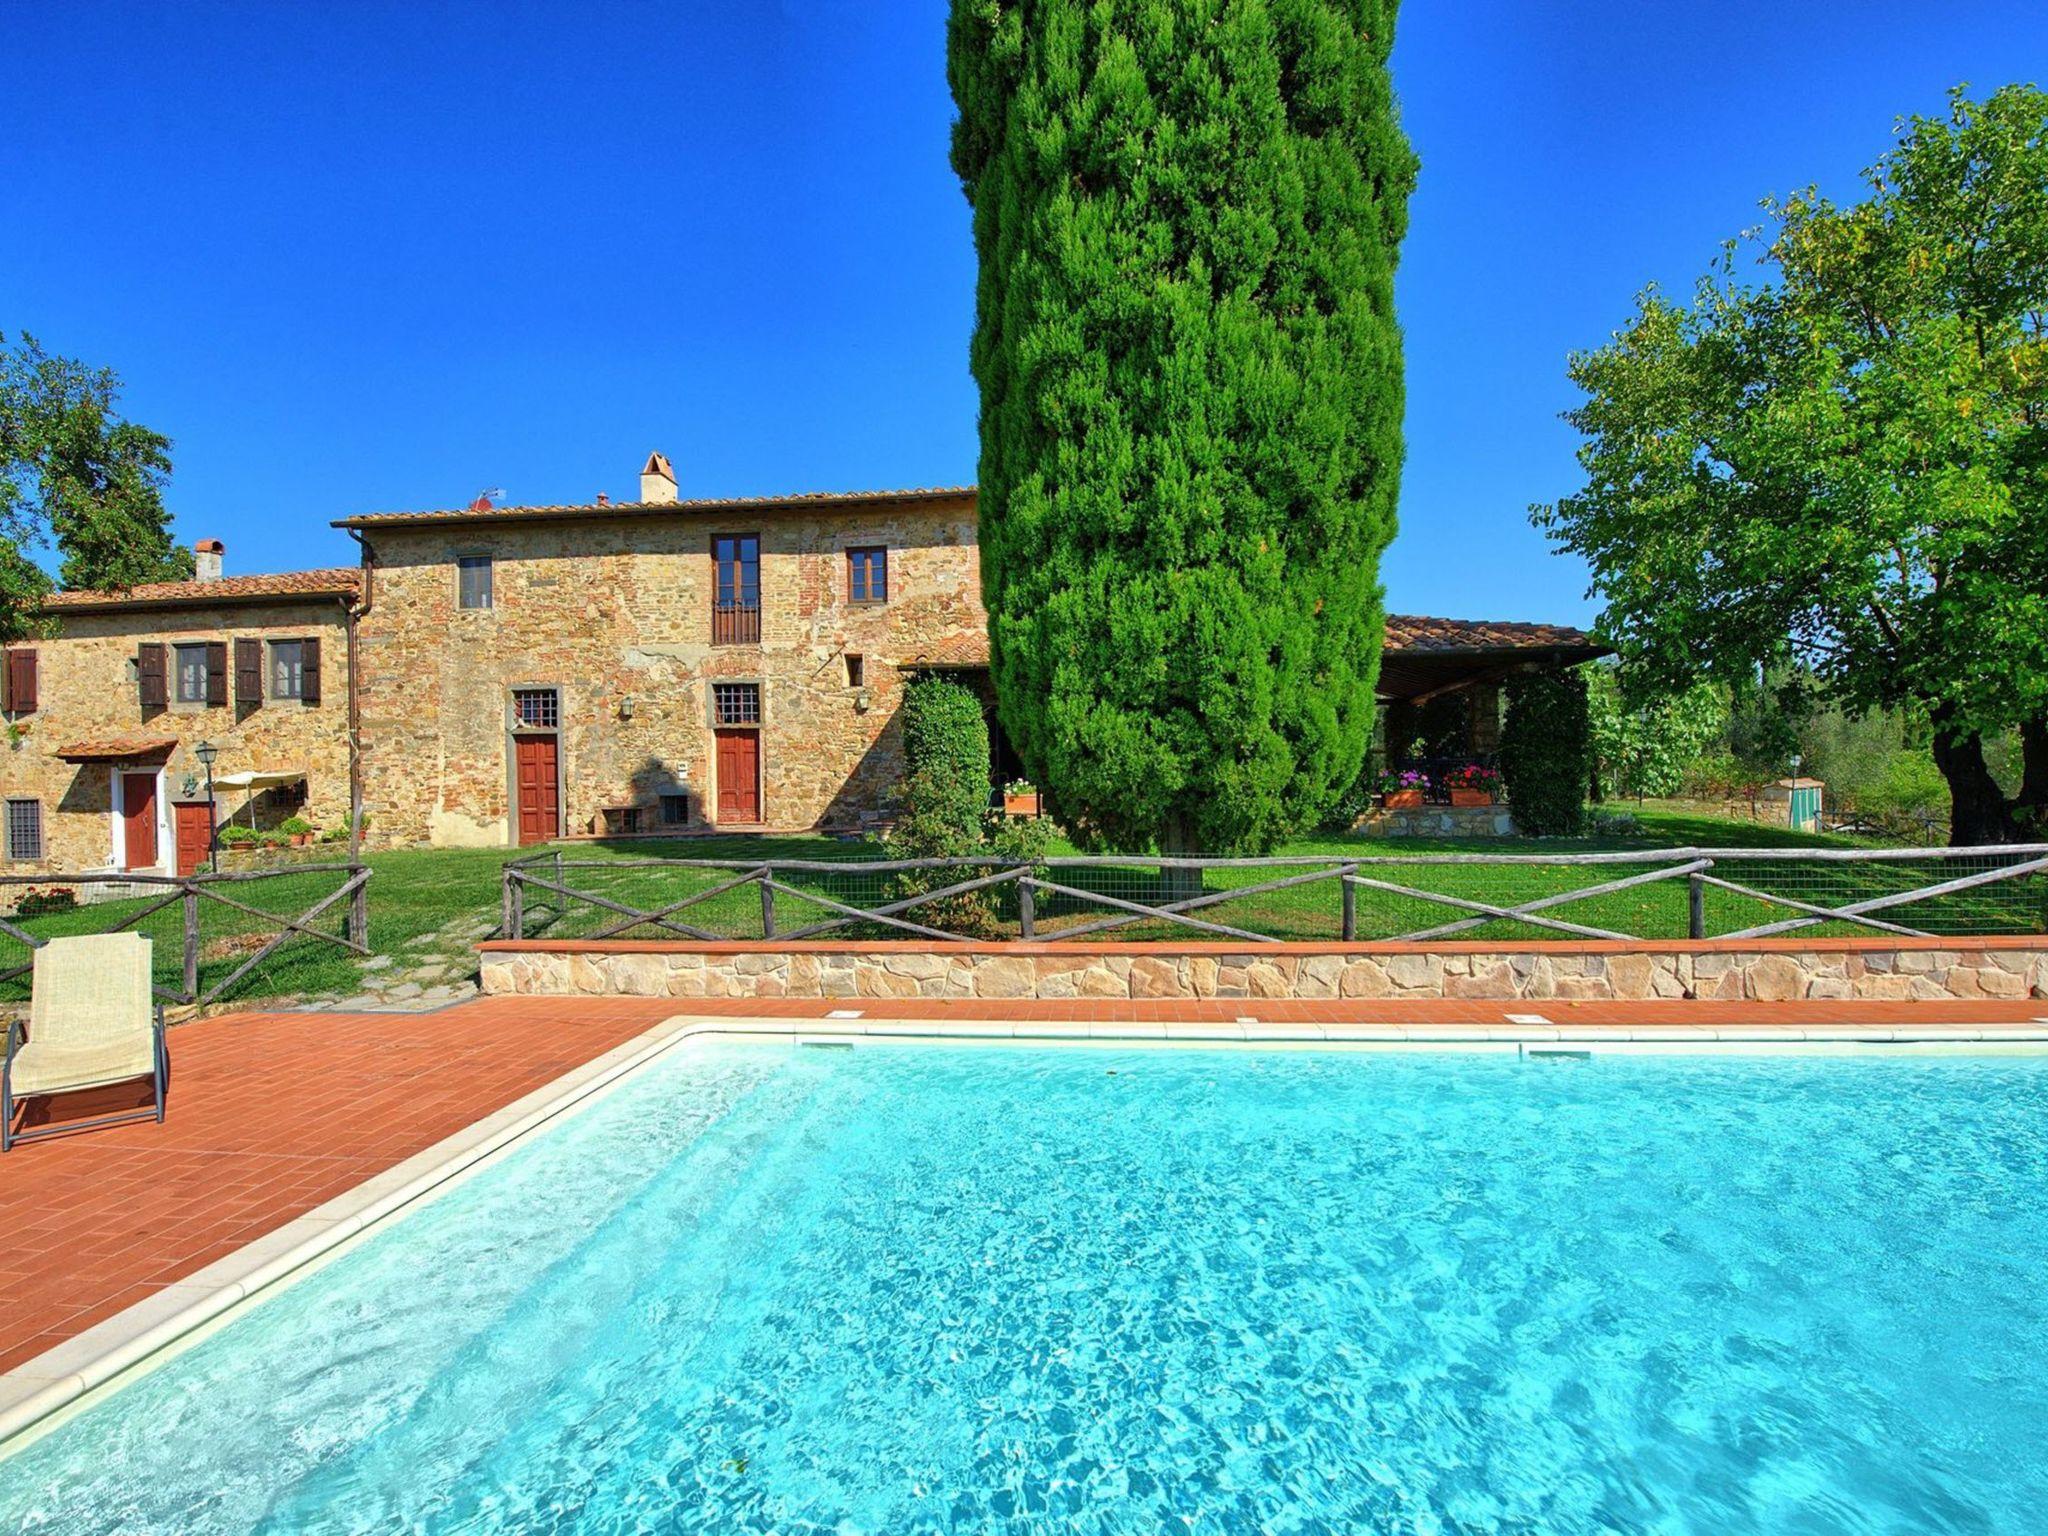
3 1043 2046 1533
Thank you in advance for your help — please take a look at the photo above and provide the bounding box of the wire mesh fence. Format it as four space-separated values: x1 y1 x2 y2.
504 846 2048 945
0 863 371 1006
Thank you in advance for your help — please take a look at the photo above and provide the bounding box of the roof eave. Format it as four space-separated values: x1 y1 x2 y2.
41 587 358 617
332 487 978 532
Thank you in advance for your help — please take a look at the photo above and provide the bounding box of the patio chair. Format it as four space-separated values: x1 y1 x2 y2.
2 933 166 1152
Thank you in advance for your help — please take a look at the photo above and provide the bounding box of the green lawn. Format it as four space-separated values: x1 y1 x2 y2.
3 807 2036 1010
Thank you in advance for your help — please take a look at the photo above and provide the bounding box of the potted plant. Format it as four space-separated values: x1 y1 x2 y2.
215 824 261 860
1378 769 1429 810
279 815 317 848
1443 764 1501 807
1002 778 1040 818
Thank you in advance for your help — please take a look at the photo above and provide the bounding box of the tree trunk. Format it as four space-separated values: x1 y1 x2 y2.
2013 717 2048 836
1930 712 2019 846
1158 815 1205 905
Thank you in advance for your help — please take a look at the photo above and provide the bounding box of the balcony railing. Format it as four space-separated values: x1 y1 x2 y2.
712 603 761 646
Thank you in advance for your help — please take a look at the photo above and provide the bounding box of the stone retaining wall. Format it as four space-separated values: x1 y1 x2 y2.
1357 803 1516 838
478 939 2048 1004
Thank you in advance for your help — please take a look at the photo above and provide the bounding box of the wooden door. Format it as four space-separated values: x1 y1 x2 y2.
120 772 159 871
513 733 560 846
715 729 761 823
173 802 213 876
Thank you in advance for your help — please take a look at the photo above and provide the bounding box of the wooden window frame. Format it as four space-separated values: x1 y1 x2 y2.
711 533 761 645
457 553 495 612
846 545 889 605
267 639 306 702
172 642 224 708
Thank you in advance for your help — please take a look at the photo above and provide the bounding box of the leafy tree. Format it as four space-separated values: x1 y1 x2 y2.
949 0 1417 856
1498 667 1591 836
0 332 190 639
1535 86 2048 845
1587 665 1729 800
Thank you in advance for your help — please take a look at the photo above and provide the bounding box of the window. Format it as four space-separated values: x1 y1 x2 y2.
5 799 42 862
174 644 210 705
458 555 494 611
269 640 305 701
712 535 760 644
659 793 690 826
845 653 864 689
3 649 37 715
713 682 761 726
512 688 559 729
847 546 888 605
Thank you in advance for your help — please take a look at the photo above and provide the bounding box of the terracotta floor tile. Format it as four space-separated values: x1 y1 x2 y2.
0 997 675 1374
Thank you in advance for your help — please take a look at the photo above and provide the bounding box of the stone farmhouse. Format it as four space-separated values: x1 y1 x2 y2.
0 454 1599 871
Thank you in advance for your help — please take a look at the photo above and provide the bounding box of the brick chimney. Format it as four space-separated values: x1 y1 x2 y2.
194 539 225 582
639 452 677 504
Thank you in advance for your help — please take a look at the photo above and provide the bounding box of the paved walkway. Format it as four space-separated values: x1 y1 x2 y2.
0 998 677 1374
3 993 2044 1377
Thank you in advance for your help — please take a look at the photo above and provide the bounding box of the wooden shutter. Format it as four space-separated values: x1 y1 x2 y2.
138 643 167 714
205 641 228 706
234 637 262 707
4 649 35 715
300 636 322 706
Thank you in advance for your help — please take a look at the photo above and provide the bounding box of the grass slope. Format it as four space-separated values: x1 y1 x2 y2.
4 810 2034 1010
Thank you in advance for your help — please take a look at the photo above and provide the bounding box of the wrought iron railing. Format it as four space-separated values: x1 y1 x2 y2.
501 845 2048 946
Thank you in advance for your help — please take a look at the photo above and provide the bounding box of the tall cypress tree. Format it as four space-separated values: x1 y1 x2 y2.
949 0 1415 854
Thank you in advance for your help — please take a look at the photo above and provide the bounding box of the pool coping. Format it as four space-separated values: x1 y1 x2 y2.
5 1013 2048 1449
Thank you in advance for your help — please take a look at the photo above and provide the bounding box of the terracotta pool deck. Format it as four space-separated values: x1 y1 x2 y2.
3 992 2046 1378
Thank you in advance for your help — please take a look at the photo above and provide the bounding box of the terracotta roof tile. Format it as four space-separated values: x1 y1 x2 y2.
1383 613 1601 654
900 618 1599 672
54 736 179 763
43 568 361 612
335 486 977 530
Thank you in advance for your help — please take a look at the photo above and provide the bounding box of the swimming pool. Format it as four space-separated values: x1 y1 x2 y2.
3 1041 2045 1533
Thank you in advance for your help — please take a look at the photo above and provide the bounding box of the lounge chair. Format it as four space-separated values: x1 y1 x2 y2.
2 933 166 1152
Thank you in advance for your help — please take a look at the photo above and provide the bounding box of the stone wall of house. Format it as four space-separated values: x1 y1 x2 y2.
0 601 353 875
479 940 2048 1003
354 495 986 847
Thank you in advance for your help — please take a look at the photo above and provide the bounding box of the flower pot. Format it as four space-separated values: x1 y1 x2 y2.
291 833 315 847
1382 789 1424 810
1004 792 1040 818
1448 789 1495 808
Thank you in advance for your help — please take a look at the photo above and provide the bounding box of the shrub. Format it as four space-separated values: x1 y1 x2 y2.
1499 667 1592 836
216 825 260 846
898 675 990 848
16 886 77 917
279 816 315 837
892 676 1003 935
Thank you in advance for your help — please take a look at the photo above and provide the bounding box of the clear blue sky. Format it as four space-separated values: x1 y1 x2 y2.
5 2 2044 624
